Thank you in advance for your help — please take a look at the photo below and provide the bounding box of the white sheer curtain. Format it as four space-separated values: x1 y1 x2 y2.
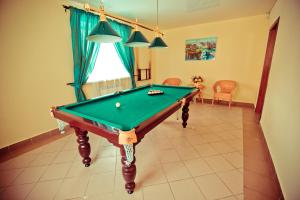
84 77 132 99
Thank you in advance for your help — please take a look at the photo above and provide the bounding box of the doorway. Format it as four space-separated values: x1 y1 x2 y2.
255 17 280 119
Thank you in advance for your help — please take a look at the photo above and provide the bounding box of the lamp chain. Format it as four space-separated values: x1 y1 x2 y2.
99 0 104 10
156 0 158 26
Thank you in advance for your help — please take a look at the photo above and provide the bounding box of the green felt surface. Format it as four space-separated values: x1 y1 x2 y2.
59 84 195 131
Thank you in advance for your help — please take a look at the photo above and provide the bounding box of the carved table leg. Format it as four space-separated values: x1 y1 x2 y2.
120 145 136 194
182 100 190 128
74 127 91 167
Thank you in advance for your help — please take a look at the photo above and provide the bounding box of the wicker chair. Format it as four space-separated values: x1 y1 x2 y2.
162 78 182 86
212 80 237 108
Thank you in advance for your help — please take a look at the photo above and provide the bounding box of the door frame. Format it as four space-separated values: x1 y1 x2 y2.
255 17 280 119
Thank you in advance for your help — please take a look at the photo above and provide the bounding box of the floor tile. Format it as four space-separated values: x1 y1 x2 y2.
84 193 115 200
170 179 205 200
210 141 236 154
143 183 174 200
113 178 144 200
26 179 62 200
184 158 213 177
215 131 238 141
170 137 192 149
61 138 78 151
226 139 243 151
217 170 243 194
29 152 57 167
194 144 219 157
39 141 65 153
175 147 200 160
195 174 232 200
158 149 181 163
201 133 223 142
185 135 207 145
136 165 167 186
12 166 47 185
204 155 234 172
222 152 243 168
54 176 89 200
0 183 35 200
162 162 191 181
0 153 38 170
235 194 244 200
40 163 71 181
0 168 24 187
96 146 117 158
135 151 160 168
52 150 77 164
153 139 174 150
221 195 238 200
66 161 93 178
85 172 115 195
90 157 116 174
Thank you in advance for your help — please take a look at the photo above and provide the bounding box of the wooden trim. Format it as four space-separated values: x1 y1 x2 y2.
255 17 280 118
0 126 71 162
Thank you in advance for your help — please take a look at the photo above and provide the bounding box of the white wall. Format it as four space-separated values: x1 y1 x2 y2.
260 0 300 199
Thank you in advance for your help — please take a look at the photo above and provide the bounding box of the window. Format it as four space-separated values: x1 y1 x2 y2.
87 43 130 83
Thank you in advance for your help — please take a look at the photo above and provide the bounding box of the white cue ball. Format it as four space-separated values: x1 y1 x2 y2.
116 102 121 108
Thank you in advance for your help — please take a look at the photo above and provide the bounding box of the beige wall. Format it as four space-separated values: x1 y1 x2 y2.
260 0 300 198
153 15 269 103
136 30 155 87
0 0 75 148
0 0 156 148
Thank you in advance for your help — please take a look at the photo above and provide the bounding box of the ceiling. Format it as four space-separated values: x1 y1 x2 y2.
67 0 276 30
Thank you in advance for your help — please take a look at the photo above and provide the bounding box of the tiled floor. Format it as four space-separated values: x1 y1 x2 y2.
0 103 277 200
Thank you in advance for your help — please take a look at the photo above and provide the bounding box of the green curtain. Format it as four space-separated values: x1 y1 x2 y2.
109 19 136 88
70 8 100 102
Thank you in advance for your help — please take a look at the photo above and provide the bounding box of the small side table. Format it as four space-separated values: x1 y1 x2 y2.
193 83 205 104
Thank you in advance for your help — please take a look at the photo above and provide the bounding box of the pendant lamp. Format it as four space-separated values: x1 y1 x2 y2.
149 0 167 48
125 20 150 47
149 34 168 48
86 3 121 43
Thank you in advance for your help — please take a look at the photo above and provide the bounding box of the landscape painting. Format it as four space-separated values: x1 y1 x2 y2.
185 37 217 61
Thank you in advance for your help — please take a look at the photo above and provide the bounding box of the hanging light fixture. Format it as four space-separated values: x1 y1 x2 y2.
125 19 150 47
149 0 168 48
86 2 122 43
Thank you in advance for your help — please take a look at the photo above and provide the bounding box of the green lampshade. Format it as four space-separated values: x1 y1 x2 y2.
149 36 168 48
125 30 150 47
87 20 122 43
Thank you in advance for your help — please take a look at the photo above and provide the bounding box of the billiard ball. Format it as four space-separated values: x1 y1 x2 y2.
116 102 121 108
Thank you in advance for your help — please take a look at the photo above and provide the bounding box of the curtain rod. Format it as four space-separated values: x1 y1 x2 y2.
62 4 164 36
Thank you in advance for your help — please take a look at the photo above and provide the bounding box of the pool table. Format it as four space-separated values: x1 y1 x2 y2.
51 84 198 194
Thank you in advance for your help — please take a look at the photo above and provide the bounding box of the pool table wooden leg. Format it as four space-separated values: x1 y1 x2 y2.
182 101 190 128
74 127 91 167
120 146 136 194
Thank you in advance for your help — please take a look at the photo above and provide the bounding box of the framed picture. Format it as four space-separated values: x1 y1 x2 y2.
185 37 217 61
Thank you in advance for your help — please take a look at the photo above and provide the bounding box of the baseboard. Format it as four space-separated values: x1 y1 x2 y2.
0 126 71 162
198 98 255 109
